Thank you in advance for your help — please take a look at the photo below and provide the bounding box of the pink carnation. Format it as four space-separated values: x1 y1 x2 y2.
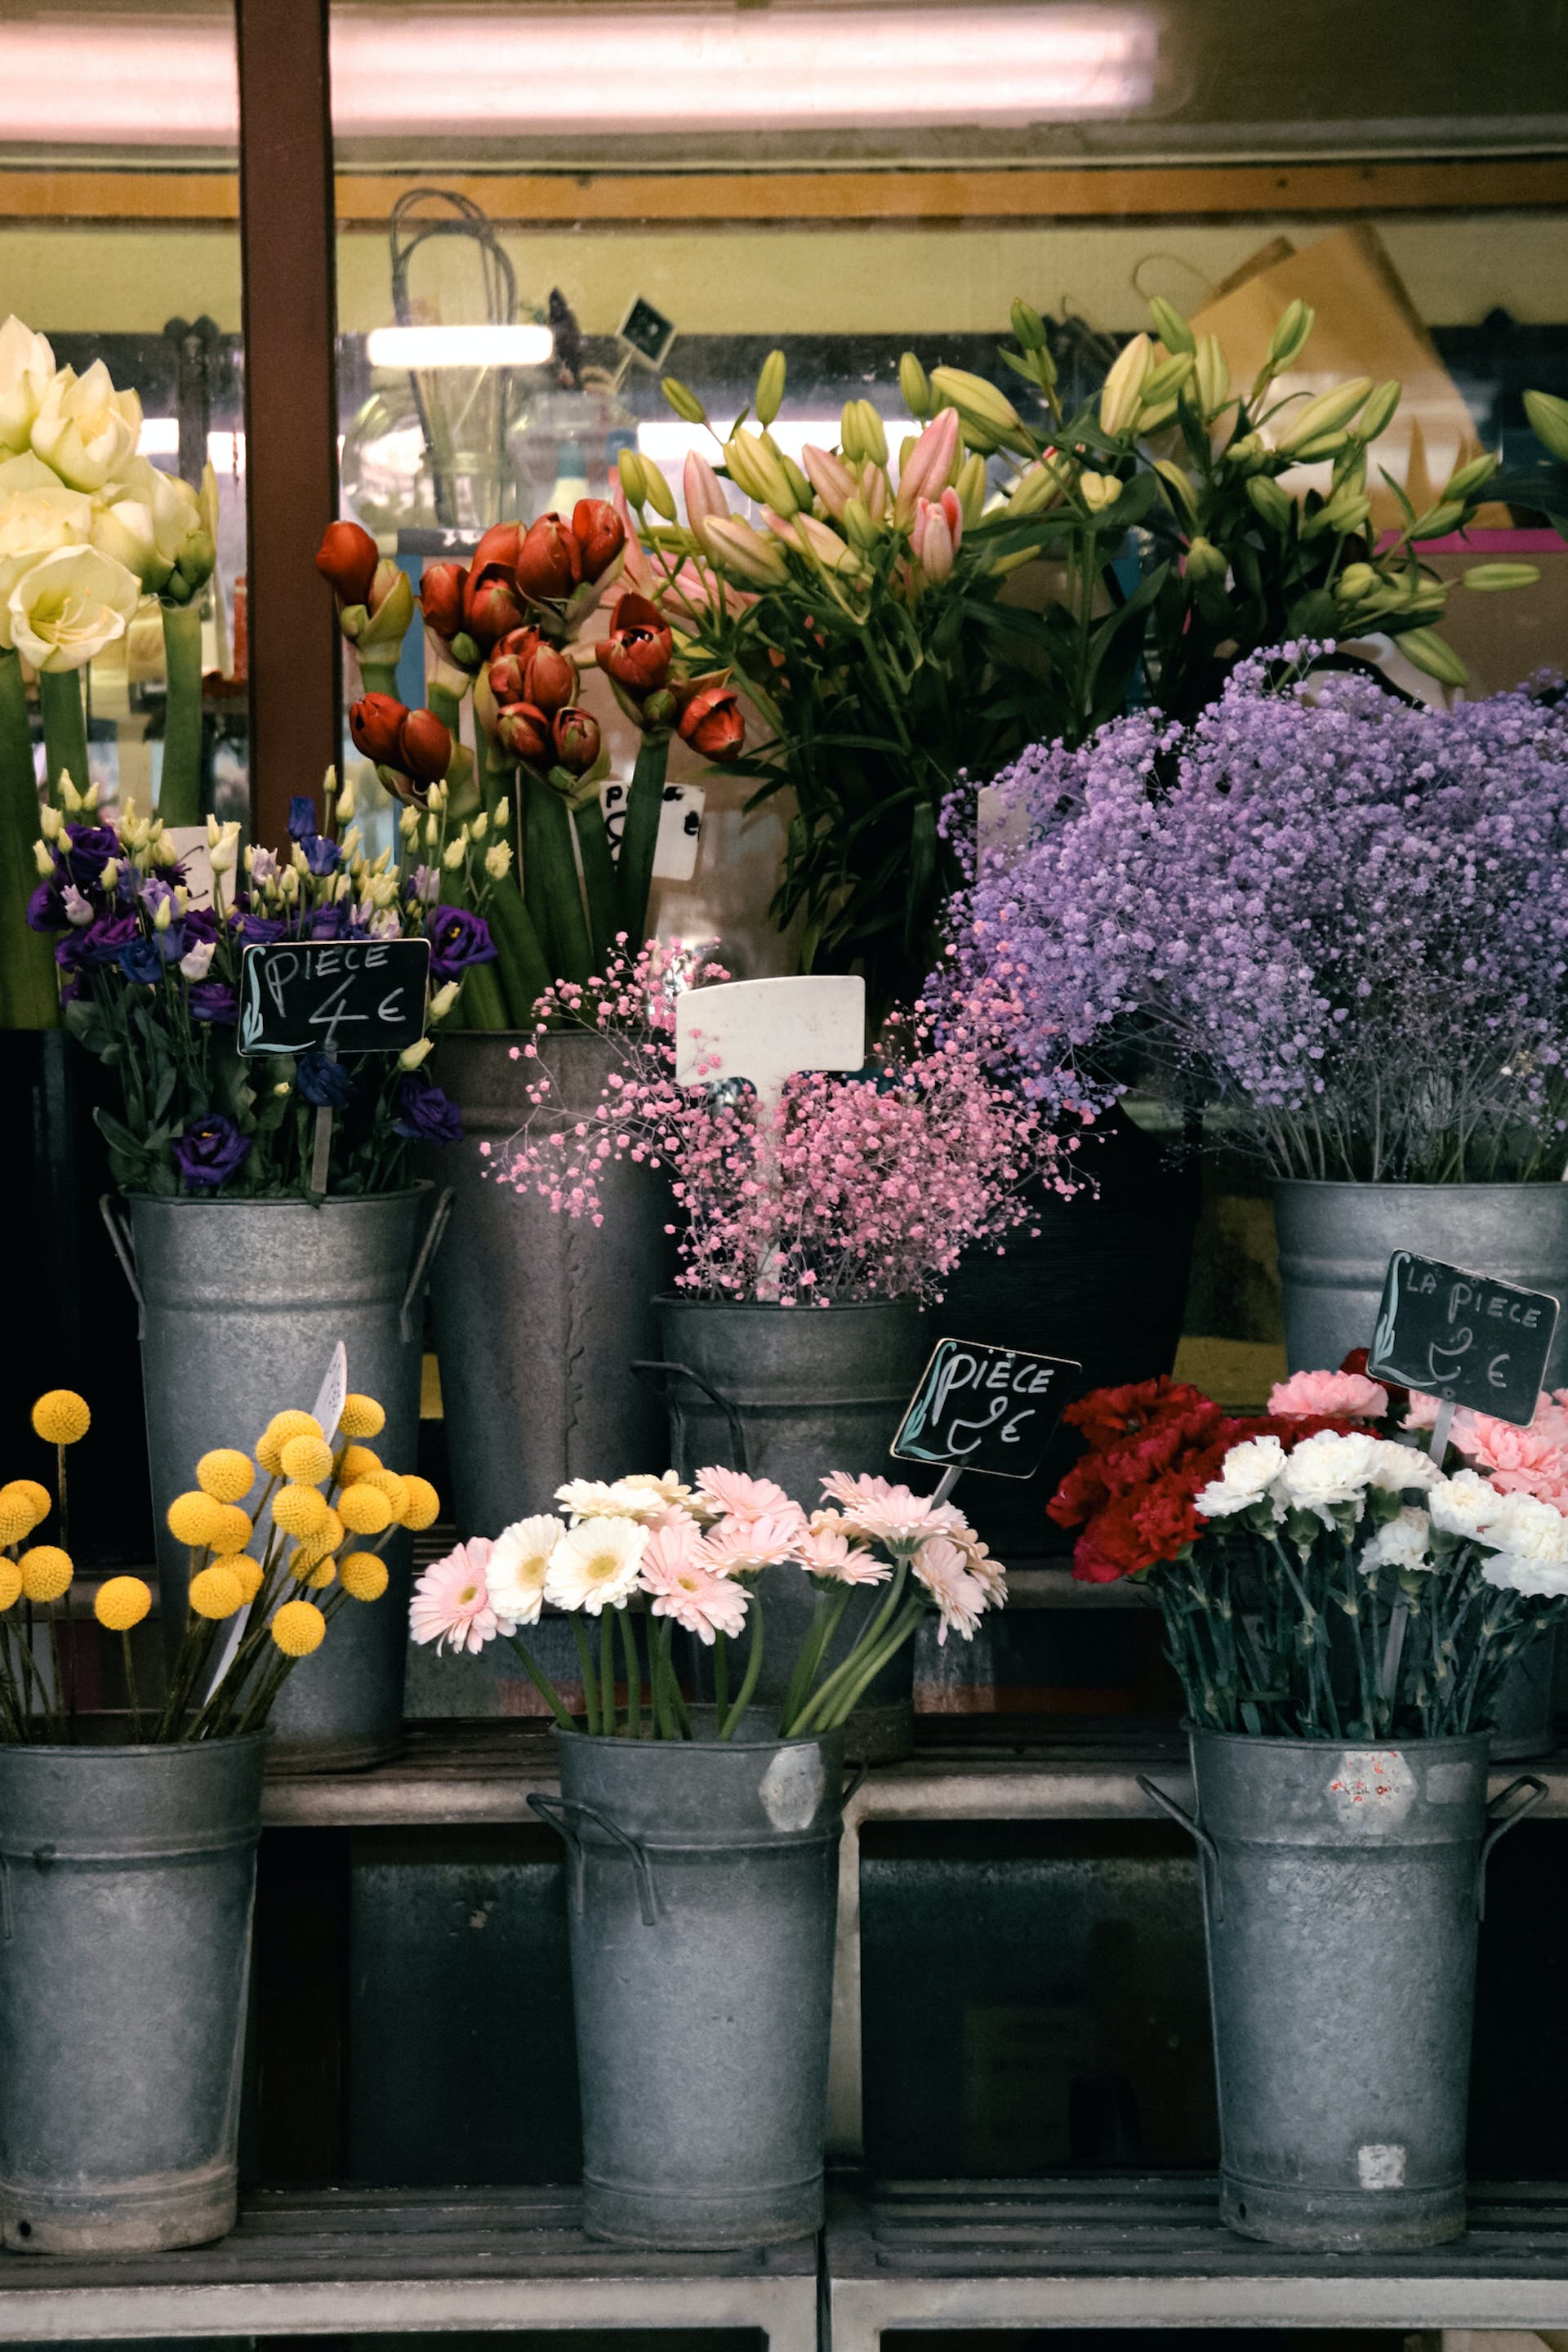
1269 1369 1388 1419
409 1539 505 1655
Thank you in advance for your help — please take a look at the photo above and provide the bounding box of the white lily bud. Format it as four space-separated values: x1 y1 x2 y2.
398 1036 434 1071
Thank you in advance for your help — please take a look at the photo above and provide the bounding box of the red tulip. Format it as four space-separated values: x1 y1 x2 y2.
399 706 452 786
515 514 581 601
572 497 626 584
464 564 528 650
551 707 601 774
496 702 552 764
594 591 673 699
677 680 746 762
420 560 468 639
316 519 379 607
349 692 409 765
523 644 578 715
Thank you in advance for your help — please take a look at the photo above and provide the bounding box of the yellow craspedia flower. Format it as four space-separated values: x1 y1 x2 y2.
167 1490 225 1549
255 1429 283 1475
360 1468 408 1517
4 1480 50 1527
280 1432 334 1486
305 1558 335 1591
0 1491 36 1547
338 1481 394 1535
339 1393 385 1440
336 1444 382 1483
272 1482 330 1539
339 1552 389 1603
271 1598 326 1657
209 1504 254 1556
31 1391 90 1446
0 1559 20 1610
95 1575 152 1632
296 1508 344 1563
232 1556 265 1602
20 1546 73 1603
196 1449 255 1504
189 1564 244 1620
399 1475 441 1532
257 1410 323 1474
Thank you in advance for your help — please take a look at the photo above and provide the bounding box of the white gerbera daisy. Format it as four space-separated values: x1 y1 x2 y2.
487 1512 564 1628
545 1517 648 1614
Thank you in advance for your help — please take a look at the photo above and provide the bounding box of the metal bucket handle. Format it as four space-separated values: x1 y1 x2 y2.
99 1195 145 1339
630 1359 749 1476
1478 1773 1547 1919
400 1186 455 1343
528 1791 661 1926
1138 1775 1223 1922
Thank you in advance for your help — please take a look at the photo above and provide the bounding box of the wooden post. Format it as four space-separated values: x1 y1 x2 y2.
235 0 340 849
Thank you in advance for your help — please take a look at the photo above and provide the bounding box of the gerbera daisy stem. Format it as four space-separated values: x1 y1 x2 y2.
621 1607 643 1740
572 1615 601 1735
781 1586 852 1735
794 1560 908 1735
712 1628 729 1721
719 1605 764 1741
810 1598 925 1733
599 1606 617 1735
506 1633 576 1731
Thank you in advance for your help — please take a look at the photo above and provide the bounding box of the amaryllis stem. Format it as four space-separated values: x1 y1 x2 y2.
482 875 553 1027
357 657 399 701
158 598 205 825
38 668 88 804
524 775 592 987
0 649 58 1031
571 791 620 972
616 730 670 947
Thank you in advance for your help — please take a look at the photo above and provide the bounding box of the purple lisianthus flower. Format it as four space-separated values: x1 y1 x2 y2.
296 1052 354 1107
287 795 318 841
233 908 285 947
428 904 496 981
172 1113 252 1192
81 911 140 968
118 935 164 986
408 864 440 909
60 823 119 886
393 1076 463 1145
182 906 221 948
187 978 238 1024
299 902 349 940
26 875 68 931
301 834 341 877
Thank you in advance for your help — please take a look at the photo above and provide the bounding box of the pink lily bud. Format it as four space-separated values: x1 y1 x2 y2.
800 443 856 519
894 406 961 526
683 449 730 537
862 460 889 523
911 488 962 582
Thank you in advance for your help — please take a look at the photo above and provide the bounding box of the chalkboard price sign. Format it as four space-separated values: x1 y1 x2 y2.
238 938 431 1058
1366 1250 1560 1428
892 1337 1080 1481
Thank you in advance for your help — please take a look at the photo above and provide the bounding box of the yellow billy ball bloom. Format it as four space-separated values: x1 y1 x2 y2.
399 1475 441 1532
338 1552 389 1602
31 1390 90 1446
338 1481 394 1535
271 1598 327 1657
231 1557 265 1603
360 1468 408 1517
167 1490 225 1549
0 1491 35 1547
3 1479 51 1529
0 1558 20 1610
95 1575 153 1632
339 1393 385 1439
256 1410 323 1474
272 1482 331 1539
208 1504 254 1556
280 1433 335 1486
305 1558 335 1591
189 1565 244 1619
20 1546 73 1603
196 1448 255 1504
336 1444 382 1484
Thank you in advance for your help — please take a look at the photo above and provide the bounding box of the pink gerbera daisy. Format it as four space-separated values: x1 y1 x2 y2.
640 1548 750 1644
695 1465 796 1526
410 1538 505 1655
911 1535 988 1645
798 1515 888 1585
704 1505 809 1576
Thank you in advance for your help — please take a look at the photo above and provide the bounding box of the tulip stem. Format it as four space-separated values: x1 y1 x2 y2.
572 792 619 971
0 648 59 1031
616 731 669 947
523 772 592 987
158 598 205 826
38 669 88 805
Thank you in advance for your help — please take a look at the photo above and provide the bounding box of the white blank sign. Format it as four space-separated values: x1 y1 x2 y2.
675 974 866 1111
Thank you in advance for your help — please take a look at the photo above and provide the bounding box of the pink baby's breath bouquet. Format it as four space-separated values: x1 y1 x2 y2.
409 1462 1004 1739
488 941 1080 1304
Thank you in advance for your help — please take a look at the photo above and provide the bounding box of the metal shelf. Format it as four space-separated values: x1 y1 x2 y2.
825 2177 1568 2341
0 2186 817 2346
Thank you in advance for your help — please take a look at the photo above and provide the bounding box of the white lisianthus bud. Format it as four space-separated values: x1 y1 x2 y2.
179 938 216 982
470 810 489 840
399 807 420 841
429 980 460 1021
153 894 172 931
443 839 465 871
340 826 362 860
492 798 510 831
209 820 241 875
428 779 448 813
153 833 179 866
424 814 439 849
335 775 355 822
100 857 118 892
333 871 353 902
274 1080 292 1097
33 839 52 875
172 884 189 915
38 804 61 840
399 1036 434 1071
58 770 82 811
82 779 100 810
484 840 514 880
369 872 399 908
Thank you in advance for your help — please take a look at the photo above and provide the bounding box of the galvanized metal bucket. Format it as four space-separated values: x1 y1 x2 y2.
102 1188 448 1770
532 1720 852 2248
1273 1178 1568 1392
647 1297 929 1761
0 1732 265 2252
1142 1728 1544 2251
418 1031 675 1539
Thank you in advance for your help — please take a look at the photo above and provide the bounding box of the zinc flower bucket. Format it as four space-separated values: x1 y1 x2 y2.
532 1718 851 2248
104 1187 447 1769
419 1030 675 1536
0 1731 265 2252
1143 1728 1544 2252
651 1296 928 1761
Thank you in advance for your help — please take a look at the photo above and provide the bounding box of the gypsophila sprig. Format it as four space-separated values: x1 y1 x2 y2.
961 648 1568 1182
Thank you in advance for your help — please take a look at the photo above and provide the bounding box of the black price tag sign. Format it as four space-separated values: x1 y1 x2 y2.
1367 1250 1560 1428
238 938 431 1058
892 1337 1080 1481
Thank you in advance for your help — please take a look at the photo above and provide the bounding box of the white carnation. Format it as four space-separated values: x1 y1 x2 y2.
1279 1429 1379 1520
1194 1434 1286 1518
1481 1553 1568 1600
1358 1505 1432 1575
1428 1468 1503 1540
1478 1489 1568 1566
1365 1438 1441 1493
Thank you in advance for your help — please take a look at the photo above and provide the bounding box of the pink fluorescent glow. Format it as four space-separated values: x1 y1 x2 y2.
0 8 1155 144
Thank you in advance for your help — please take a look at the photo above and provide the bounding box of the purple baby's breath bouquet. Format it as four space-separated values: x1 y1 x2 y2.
965 647 1568 1183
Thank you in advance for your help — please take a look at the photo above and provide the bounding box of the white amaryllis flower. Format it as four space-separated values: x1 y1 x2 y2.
30 360 141 492
1429 1468 1507 1541
0 318 56 454
911 1535 987 1644
0 480 95 644
7 542 141 671
1277 1429 1379 1520
544 1516 647 1614
1194 1434 1286 1517
488 1512 565 1628
1359 1505 1432 1575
